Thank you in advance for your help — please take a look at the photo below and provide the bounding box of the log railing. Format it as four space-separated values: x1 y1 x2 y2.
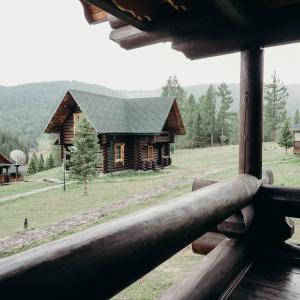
0 173 269 299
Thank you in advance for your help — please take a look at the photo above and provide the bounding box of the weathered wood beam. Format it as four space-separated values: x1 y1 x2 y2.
110 24 171 49
107 13 127 29
80 0 108 24
192 231 227 255
159 237 255 300
209 0 251 29
0 174 264 299
260 185 300 218
86 0 152 30
239 46 264 178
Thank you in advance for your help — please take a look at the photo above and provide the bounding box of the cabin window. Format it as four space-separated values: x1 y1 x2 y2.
73 113 81 136
148 145 154 160
114 143 125 165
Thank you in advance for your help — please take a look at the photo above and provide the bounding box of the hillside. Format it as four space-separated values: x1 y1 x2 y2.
0 81 124 149
1 81 299 151
121 83 300 114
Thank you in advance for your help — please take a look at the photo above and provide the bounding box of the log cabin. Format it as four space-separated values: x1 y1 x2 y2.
3 1 300 299
291 124 300 154
44 90 185 173
0 153 13 185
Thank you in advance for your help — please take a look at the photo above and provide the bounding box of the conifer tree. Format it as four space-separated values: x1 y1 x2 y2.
293 109 300 127
37 154 45 172
192 112 203 148
278 120 293 155
68 116 100 195
45 153 55 170
161 75 186 107
28 153 38 175
216 83 234 145
264 72 288 142
200 85 217 146
186 94 197 140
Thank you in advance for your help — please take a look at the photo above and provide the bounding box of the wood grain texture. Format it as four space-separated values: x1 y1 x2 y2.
239 46 264 179
0 174 263 299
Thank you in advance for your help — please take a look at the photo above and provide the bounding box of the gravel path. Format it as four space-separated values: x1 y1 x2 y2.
0 177 196 255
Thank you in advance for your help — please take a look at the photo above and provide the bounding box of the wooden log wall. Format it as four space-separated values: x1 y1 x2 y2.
61 106 81 145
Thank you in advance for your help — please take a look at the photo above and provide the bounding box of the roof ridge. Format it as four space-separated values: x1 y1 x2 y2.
69 89 123 101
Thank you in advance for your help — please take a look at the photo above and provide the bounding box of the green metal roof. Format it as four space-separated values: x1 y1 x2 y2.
68 89 175 134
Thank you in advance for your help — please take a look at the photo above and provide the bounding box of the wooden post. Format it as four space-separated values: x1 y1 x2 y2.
239 46 264 178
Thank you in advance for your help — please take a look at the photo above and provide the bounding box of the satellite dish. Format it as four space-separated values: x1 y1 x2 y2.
10 150 26 165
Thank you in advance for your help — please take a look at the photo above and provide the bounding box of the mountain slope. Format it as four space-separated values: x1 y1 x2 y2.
121 83 299 114
0 81 124 149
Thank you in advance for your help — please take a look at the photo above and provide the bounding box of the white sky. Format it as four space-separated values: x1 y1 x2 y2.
1 0 300 90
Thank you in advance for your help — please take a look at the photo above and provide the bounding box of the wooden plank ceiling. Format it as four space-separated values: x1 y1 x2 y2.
81 0 300 59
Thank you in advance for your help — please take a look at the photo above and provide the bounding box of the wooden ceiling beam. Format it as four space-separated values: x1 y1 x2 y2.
172 12 300 59
109 14 225 50
209 0 252 29
80 0 108 24
85 0 153 30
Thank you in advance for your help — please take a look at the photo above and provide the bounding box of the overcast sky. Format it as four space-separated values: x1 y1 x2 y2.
1 0 300 90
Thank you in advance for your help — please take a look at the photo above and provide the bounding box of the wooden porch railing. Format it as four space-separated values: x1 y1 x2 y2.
0 171 285 300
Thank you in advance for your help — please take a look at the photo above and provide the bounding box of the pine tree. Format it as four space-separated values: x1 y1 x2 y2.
264 72 288 142
28 153 38 175
216 83 234 146
45 153 55 170
192 112 203 148
37 154 45 172
278 120 293 155
68 116 101 195
161 75 186 107
293 109 300 127
186 94 197 140
200 85 217 146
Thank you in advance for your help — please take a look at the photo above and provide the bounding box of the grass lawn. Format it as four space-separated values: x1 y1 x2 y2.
1 142 300 299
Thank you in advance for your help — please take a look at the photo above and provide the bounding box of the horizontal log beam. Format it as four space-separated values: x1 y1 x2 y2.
159 237 255 300
192 232 227 255
0 174 263 299
260 185 300 218
209 0 251 29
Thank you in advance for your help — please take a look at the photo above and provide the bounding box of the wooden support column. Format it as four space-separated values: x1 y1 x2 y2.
239 46 264 178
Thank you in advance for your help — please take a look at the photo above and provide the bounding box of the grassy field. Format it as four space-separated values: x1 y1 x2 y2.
0 143 300 299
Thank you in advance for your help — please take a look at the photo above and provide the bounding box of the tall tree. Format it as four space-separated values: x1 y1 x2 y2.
192 112 204 148
45 153 55 170
200 85 217 146
293 109 300 127
68 116 101 195
278 120 293 155
264 72 288 142
37 154 45 172
161 75 186 107
27 153 38 175
186 94 197 140
216 83 234 145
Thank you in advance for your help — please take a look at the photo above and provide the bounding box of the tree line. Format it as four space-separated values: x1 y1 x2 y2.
162 73 299 150
0 129 28 159
162 76 238 148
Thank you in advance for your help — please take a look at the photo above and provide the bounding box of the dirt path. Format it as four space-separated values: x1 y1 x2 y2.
0 177 196 255
0 184 64 204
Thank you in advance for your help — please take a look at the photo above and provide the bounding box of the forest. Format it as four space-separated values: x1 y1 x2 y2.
162 73 300 149
0 75 299 157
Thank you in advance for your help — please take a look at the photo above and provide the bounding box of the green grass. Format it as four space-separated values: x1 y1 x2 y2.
1 142 300 299
0 181 56 198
